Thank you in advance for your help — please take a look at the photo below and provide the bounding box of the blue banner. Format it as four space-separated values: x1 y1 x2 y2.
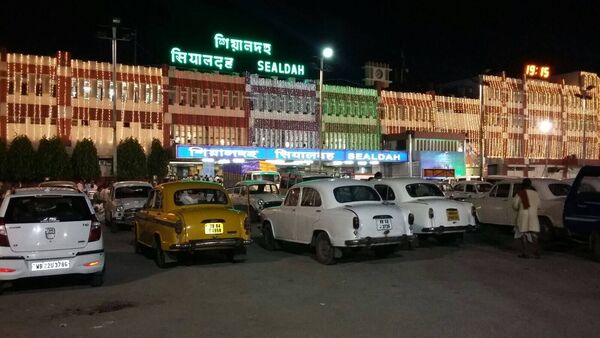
176 145 407 163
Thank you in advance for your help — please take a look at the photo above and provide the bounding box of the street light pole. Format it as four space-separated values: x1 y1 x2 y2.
318 57 324 171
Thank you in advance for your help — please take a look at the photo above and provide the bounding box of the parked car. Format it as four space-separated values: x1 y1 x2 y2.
242 171 281 187
228 180 283 222
470 178 571 240
104 181 153 232
563 166 600 261
436 181 454 198
134 181 252 267
450 181 493 200
369 178 477 244
0 187 104 293
260 179 413 264
484 175 518 185
279 172 332 196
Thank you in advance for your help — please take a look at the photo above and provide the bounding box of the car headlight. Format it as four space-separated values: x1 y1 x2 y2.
116 205 124 212
257 199 265 210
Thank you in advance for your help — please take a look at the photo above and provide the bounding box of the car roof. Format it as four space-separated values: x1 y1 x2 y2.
246 171 279 175
455 181 492 185
494 178 563 185
158 181 224 189
236 180 275 185
39 180 77 186
370 177 440 185
12 187 86 196
293 178 371 189
112 180 153 188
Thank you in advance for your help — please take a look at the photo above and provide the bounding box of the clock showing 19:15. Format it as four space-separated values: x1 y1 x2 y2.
525 64 550 79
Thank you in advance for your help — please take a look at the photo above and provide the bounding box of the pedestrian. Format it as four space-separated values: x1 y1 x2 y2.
512 178 541 258
76 180 84 192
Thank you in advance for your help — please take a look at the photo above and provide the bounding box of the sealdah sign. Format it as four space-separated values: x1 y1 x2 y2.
257 60 305 76
347 152 404 161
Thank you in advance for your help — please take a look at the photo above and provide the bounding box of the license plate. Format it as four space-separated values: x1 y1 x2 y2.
31 260 70 271
376 219 392 231
205 222 224 234
447 209 460 221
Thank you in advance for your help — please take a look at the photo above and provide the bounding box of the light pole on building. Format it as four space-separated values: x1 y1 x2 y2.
576 85 595 166
111 18 119 176
318 47 333 171
539 119 553 177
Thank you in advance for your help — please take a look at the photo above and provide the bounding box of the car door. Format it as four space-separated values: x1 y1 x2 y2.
487 183 511 225
453 183 465 199
564 172 600 237
295 187 323 243
275 188 300 241
465 184 476 199
137 190 155 245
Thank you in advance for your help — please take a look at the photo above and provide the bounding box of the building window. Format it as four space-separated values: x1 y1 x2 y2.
109 81 115 101
8 79 14 95
124 122 131 128
71 119 79 126
71 78 77 98
121 82 128 102
157 85 162 104
133 83 139 103
97 81 104 100
21 76 28 95
35 79 43 96
83 80 91 99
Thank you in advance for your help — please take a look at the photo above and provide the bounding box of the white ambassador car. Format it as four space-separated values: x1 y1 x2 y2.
260 179 414 264
228 180 284 222
369 178 477 244
0 188 104 293
104 181 153 232
469 178 571 239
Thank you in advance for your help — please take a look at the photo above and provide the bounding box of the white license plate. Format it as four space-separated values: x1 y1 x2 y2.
376 219 392 231
205 222 224 234
31 260 70 271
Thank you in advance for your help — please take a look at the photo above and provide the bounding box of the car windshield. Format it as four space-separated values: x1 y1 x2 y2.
4 196 92 223
547 183 570 196
115 186 152 199
477 184 493 192
248 184 279 194
405 183 445 198
174 188 228 206
333 185 381 203
256 174 280 184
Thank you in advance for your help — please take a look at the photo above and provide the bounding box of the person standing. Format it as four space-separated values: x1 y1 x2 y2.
512 178 541 258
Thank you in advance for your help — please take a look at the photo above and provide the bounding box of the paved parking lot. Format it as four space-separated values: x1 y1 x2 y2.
1 225 600 337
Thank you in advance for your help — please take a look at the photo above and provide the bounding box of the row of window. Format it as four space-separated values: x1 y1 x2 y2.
412 139 461 152
172 124 244 146
171 86 244 109
253 128 316 148
249 94 316 114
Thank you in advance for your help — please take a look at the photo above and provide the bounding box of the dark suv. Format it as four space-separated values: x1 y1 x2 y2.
563 166 600 261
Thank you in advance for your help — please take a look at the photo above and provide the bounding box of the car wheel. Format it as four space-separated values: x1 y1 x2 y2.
315 232 336 265
154 237 168 269
89 268 105 287
134 225 143 254
372 245 398 258
262 223 280 251
538 218 555 245
592 231 600 262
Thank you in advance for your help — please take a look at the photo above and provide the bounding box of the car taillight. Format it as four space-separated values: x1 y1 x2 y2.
352 216 360 229
0 268 16 273
0 217 9 247
88 216 102 242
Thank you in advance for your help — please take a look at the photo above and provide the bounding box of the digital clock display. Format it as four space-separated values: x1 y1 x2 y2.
525 64 550 79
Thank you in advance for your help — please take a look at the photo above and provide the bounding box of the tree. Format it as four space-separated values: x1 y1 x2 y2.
117 137 147 180
0 138 7 181
147 138 169 180
36 136 72 180
7 135 37 182
71 138 100 180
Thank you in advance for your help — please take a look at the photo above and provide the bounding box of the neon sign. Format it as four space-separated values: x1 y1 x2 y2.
170 47 234 70
176 145 407 163
214 33 272 55
257 60 305 76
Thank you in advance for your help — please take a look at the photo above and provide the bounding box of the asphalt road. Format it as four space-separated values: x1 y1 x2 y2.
1 225 600 338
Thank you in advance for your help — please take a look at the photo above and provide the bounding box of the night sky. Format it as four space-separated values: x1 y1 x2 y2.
2 1 599 91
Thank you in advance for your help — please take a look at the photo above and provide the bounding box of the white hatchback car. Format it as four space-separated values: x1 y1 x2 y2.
470 178 571 239
260 179 414 264
0 188 105 292
370 178 477 244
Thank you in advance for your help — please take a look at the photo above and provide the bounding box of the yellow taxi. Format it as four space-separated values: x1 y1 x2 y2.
134 181 251 267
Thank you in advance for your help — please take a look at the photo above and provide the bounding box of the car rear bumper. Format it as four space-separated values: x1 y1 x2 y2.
169 239 253 251
418 224 477 234
0 250 105 281
344 235 412 247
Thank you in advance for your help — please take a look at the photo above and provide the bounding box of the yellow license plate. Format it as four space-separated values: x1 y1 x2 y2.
446 209 460 221
204 223 224 234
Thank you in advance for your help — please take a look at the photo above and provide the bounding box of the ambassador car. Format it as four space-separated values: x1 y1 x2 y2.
450 181 493 200
104 181 153 232
228 180 283 222
134 181 252 268
260 179 414 265
470 178 571 241
370 178 477 245
0 188 105 293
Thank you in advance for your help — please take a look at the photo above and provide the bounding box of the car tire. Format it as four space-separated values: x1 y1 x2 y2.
315 232 336 265
89 268 105 287
591 231 600 262
538 218 555 245
154 237 168 269
373 245 398 258
262 223 280 251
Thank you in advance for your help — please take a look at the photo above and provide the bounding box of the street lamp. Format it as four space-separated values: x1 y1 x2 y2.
318 47 333 171
576 85 595 166
538 119 553 177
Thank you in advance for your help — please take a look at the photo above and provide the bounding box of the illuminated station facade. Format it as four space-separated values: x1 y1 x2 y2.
1 33 599 179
